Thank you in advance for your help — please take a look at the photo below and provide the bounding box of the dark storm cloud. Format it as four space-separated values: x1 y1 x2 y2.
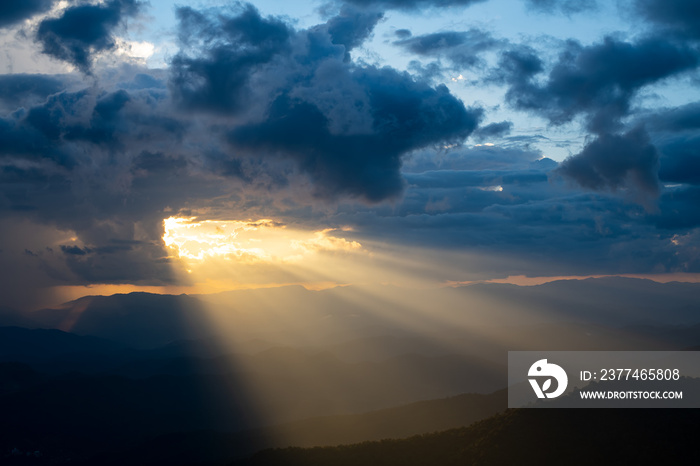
472 121 513 141
170 4 483 201
644 101 700 133
357 145 559 220
326 6 384 57
524 0 598 15
489 21 699 205
326 140 699 274
634 0 700 40
169 4 291 114
36 0 142 73
343 146 559 226
63 89 131 146
654 187 700 230
394 29 412 39
630 102 700 188
132 151 187 173
14 84 182 154
1 87 138 167
394 29 503 69
228 76 481 201
56 238 170 283
1 0 698 299
328 175 691 276
0 71 205 287
0 74 66 111
657 135 700 186
496 36 699 132
492 45 544 106
0 2 486 291
0 0 55 28
556 127 660 196
337 0 487 11
498 46 544 77
117 72 166 91
61 245 90 256
0 110 74 168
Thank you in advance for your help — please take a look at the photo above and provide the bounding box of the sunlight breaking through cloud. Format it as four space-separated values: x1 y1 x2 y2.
163 216 363 264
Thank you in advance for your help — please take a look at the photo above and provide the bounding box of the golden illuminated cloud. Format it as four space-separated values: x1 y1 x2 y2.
163 217 363 264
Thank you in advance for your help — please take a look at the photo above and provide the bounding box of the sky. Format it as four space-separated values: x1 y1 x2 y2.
1 0 700 309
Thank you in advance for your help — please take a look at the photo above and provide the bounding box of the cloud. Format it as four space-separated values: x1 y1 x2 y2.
1 81 180 169
489 23 698 205
491 44 544 102
169 4 292 115
0 74 66 111
496 37 699 132
326 150 700 277
1 0 699 301
556 127 660 196
170 4 483 202
36 0 143 73
228 79 481 201
394 29 412 40
326 6 384 59
0 3 485 295
337 0 488 11
636 102 700 186
633 0 700 41
0 106 75 168
0 70 209 288
524 0 598 15
654 187 700 230
472 121 513 141
394 29 503 69
657 135 700 186
0 0 55 28
644 101 700 133
56 238 177 284
291 229 364 255
403 145 545 172
404 169 548 190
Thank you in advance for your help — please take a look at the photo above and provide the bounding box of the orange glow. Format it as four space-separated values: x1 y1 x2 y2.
163 216 362 263
445 273 700 287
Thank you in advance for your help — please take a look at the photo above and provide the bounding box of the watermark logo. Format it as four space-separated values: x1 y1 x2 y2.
528 359 568 399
